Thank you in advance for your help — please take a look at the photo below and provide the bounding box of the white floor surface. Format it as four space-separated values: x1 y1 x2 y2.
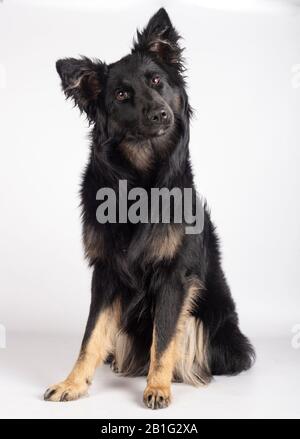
0 332 299 419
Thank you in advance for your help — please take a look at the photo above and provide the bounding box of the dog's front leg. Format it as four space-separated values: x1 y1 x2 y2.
143 266 184 409
44 265 120 402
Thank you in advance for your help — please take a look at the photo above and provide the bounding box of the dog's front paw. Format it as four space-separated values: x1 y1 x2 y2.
143 385 171 409
44 380 88 402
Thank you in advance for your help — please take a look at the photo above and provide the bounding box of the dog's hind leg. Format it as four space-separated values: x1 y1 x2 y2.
207 316 255 376
202 252 255 376
44 265 120 402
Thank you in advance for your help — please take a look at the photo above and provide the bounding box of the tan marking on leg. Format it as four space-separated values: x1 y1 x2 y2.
176 277 202 331
143 280 199 408
143 329 175 409
44 300 121 402
143 278 210 408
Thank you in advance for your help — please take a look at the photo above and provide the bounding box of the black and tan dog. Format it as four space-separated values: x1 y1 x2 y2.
44 8 255 409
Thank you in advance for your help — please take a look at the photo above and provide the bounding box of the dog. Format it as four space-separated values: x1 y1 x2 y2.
44 8 255 409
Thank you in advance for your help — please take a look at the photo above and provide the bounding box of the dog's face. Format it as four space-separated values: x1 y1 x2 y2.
56 8 184 143
106 56 176 140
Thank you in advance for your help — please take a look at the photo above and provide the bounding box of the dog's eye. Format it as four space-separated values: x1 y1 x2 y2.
151 75 161 86
115 90 130 101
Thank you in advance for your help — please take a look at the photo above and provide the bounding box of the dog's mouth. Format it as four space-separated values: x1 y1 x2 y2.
122 121 173 144
139 124 173 140
156 127 170 137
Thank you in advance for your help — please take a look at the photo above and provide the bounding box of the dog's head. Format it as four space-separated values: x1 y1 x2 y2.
56 8 185 142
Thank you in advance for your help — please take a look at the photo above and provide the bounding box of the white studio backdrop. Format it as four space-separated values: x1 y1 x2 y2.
0 0 299 344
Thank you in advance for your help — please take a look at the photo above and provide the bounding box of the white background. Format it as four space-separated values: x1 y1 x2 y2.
0 0 300 419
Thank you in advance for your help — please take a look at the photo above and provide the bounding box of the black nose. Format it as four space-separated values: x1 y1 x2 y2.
148 107 169 125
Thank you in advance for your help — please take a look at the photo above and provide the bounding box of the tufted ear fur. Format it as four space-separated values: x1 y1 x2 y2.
56 56 107 121
132 8 184 72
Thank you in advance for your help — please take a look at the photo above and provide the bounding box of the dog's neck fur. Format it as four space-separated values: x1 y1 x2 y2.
119 139 154 173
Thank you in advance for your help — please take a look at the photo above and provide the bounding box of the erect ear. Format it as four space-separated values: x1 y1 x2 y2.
132 8 184 72
56 56 107 120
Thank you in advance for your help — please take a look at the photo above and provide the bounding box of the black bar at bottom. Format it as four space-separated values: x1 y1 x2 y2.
0 419 297 437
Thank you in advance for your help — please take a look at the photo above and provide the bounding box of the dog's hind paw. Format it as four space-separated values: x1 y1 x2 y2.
44 380 88 402
143 385 171 409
